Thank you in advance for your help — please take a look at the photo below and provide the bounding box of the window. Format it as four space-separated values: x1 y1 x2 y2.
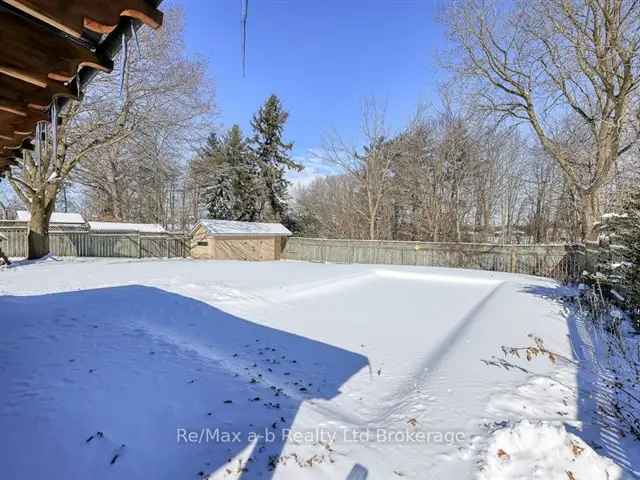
197 241 208 246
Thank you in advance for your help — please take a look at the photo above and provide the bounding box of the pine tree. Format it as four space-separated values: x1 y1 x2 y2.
223 125 261 220
200 132 222 163
190 131 224 191
616 190 640 324
198 125 264 221
205 164 235 220
249 95 302 222
596 189 640 327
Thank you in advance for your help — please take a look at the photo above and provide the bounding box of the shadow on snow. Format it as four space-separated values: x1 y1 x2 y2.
522 284 640 477
0 285 370 479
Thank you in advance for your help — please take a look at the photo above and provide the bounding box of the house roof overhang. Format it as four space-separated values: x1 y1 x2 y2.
0 0 164 178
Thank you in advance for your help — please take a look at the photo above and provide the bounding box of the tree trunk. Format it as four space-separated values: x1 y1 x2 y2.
579 190 600 241
27 197 53 260
0 199 7 220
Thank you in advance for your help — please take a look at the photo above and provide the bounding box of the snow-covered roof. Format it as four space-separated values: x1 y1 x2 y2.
88 221 167 233
196 219 292 236
602 212 628 219
16 210 86 224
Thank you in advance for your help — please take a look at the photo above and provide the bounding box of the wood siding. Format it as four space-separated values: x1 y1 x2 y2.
215 237 277 261
190 225 283 261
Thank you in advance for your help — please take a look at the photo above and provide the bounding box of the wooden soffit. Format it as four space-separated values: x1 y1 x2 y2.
4 0 163 38
0 0 163 173
0 10 113 87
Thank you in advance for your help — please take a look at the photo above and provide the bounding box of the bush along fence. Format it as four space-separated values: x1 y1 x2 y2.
283 237 591 282
0 227 190 259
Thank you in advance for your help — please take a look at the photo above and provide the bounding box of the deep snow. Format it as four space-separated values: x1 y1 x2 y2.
0 258 636 479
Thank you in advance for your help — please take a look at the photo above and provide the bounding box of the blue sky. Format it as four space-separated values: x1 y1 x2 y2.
0 1 450 203
167 0 450 185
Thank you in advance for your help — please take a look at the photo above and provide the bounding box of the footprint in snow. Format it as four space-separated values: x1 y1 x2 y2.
110 444 126 465
85 431 104 443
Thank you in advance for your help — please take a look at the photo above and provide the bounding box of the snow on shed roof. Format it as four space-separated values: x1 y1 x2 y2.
88 221 167 233
197 219 292 236
16 210 86 224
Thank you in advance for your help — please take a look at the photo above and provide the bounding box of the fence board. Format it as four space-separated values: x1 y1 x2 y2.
283 237 587 281
0 227 189 259
0 228 593 281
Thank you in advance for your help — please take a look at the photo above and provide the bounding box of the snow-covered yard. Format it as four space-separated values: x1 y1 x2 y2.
0 258 637 479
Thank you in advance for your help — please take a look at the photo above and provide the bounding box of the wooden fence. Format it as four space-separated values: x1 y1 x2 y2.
0 227 189 259
1 228 600 281
283 237 588 281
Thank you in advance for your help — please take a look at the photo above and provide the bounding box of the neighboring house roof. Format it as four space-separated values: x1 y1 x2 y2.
197 219 292 237
88 221 167 234
16 210 86 224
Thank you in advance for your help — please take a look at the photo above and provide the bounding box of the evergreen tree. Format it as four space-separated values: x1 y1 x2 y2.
249 95 302 221
189 131 224 190
199 132 222 163
223 125 261 220
199 125 264 221
594 189 640 327
615 190 640 325
197 97 302 223
205 163 235 220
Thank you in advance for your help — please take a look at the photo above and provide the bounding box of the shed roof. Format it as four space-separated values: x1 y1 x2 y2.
89 221 166 233
16 210 85 224
197 219 292 237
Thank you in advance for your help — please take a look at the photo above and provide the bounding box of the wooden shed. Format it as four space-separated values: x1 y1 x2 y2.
191 220 292 261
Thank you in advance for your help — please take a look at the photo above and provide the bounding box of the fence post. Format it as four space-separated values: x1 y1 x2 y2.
137 233 142 259
510 249 517 273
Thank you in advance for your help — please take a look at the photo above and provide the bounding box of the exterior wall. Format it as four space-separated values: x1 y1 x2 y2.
214 235 278 261
277 236 289 260
190 227 286 261
190 224 215 259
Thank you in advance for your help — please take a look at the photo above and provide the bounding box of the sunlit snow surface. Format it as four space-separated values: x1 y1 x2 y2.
0 258 635 479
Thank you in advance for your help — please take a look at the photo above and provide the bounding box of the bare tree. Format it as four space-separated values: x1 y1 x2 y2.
320 100 400 240
297 96 541 243
0 197 7 220
6 8 212 257
295 175 366 239
8 93 133 258
445 0 640 239
73 8 213 228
